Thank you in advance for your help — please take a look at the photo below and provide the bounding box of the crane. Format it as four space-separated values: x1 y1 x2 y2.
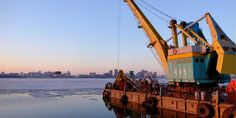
124 0 236 86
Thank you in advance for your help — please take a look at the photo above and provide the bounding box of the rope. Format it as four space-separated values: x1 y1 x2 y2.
117 0 121 70
136 1 169 24
139 0 184 22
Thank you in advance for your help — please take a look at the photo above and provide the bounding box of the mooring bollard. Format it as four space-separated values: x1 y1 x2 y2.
201 91 205 101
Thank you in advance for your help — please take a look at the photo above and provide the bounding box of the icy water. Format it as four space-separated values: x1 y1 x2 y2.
0 78 196 118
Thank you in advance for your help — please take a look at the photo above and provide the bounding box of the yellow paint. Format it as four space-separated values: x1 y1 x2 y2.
205 13 219 43
168 53 203 60
217 53 236 74
181 33 187 47
212 38 236 74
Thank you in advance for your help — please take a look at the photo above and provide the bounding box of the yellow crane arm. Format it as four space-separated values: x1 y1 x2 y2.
205 13 236 74
124 0 168 74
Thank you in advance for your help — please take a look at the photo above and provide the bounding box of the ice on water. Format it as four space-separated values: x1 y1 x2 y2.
0 78 114 98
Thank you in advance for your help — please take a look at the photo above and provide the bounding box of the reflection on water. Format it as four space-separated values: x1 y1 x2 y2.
103 98 158 118
103 98 198 118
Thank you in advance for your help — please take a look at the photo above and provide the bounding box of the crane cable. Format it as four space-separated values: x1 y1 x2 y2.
149 48 166 75
138 0 184 22
117 0 121 70
136 1 169 24
145 40 166 75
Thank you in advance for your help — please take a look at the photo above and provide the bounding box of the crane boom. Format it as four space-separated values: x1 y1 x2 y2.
124 0 168 74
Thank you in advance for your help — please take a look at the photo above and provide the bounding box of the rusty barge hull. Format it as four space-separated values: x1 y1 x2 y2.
105 89 235 118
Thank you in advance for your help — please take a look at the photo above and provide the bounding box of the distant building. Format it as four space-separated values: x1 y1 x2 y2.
109 70 113 77
153 72 157 78
114 69 118 77
89 72 96 78
20 72 24 76
66 71 71 78
147 72 153 78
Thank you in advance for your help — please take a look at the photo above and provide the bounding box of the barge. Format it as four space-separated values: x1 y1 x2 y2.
104 0 236 117
103 70 236 118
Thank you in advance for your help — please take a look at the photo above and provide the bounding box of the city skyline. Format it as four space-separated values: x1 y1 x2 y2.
0 0 235 75
0 69 162 78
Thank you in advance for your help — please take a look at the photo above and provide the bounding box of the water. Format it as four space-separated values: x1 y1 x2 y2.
0 78 196 118
0 78 114 89
0 78 115 118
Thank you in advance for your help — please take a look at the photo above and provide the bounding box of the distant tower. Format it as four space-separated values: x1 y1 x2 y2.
109 70 113 78
66 71 71 77
129 71 135 79
141 70 145 78
154 72 157 78
20 72 24 76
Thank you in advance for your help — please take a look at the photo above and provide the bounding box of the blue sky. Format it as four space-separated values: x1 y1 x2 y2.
0 0 235 75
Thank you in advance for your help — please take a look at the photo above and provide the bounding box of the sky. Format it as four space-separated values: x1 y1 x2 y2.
0 0 235 75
